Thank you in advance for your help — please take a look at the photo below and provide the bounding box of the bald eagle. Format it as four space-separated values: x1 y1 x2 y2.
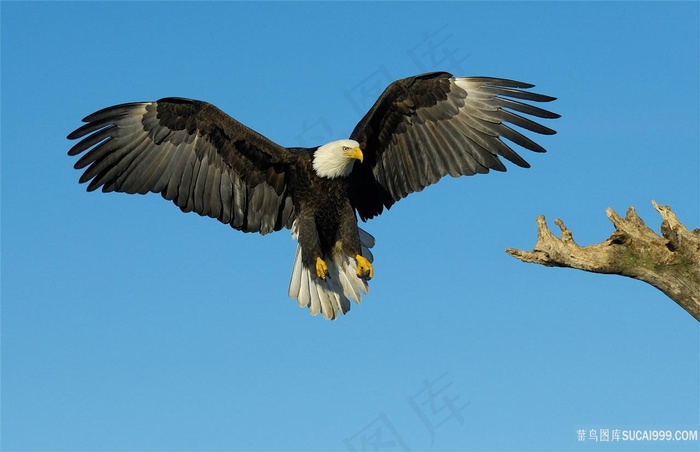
68 71 559 319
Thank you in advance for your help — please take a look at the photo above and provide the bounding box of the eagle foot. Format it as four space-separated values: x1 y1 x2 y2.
355 255 373 280
315 256 329 280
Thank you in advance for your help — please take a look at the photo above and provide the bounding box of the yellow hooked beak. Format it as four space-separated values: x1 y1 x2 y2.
344 146 363 163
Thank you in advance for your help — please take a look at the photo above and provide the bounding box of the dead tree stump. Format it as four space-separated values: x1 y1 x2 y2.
506 201 700 321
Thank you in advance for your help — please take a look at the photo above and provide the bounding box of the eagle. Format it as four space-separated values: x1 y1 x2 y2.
68 71 559 319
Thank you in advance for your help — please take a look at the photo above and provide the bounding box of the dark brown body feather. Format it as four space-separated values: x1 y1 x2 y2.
284 155 361 268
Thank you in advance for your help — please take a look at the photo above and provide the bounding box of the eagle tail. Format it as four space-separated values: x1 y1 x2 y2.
288 227 375 320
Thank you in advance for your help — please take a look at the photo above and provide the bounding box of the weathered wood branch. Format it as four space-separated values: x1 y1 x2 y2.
506 201 700 321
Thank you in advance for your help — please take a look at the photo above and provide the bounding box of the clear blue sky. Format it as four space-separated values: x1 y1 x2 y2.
2 1 698 451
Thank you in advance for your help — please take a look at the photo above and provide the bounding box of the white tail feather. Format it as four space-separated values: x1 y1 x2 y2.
288 222 375 320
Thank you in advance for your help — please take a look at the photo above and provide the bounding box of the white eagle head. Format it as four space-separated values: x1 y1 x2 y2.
312 139 363 179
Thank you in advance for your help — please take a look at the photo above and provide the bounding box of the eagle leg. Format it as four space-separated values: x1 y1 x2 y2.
315 256 329 280
355 255 373 280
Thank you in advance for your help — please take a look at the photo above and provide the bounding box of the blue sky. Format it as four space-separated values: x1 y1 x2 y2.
2 1 698 451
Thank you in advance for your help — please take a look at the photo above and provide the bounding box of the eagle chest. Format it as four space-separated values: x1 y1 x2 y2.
299 175 353 242
319 178 351 218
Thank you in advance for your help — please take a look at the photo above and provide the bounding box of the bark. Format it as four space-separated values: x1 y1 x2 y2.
506 201 700 321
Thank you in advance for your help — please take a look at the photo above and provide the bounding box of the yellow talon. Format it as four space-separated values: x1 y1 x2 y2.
315 256 328 280
355 254 373 280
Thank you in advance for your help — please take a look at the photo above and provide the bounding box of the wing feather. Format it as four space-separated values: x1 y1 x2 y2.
349 72 559 220
203 163 221 219
68 98 298 234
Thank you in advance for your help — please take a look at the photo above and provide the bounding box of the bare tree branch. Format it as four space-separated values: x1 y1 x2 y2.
506 201 700 321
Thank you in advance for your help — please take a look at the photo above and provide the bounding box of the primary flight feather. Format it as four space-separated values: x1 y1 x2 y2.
68 71 559 319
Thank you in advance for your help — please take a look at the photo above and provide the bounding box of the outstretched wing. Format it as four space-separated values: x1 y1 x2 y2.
349 72 560 220
68 98 297 234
